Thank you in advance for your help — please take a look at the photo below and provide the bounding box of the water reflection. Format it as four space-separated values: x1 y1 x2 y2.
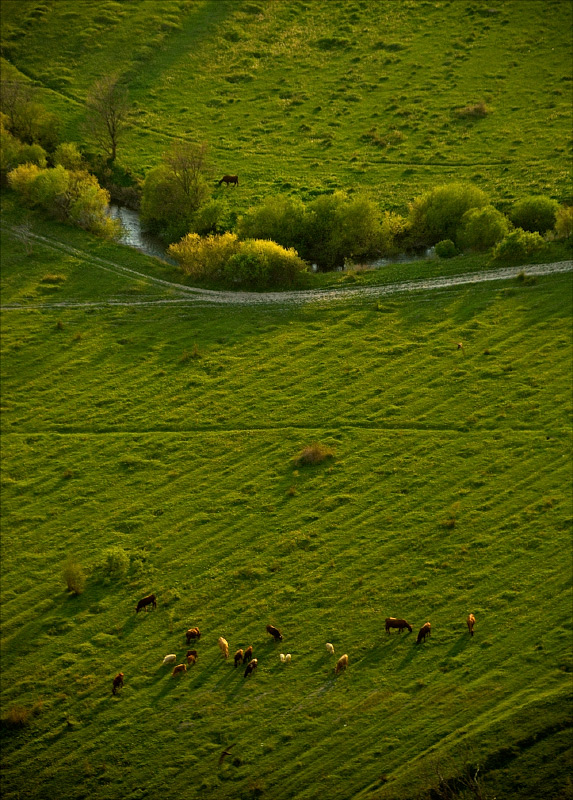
108 204 175 262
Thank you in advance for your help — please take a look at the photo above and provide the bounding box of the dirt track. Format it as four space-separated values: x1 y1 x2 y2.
1 225 571 309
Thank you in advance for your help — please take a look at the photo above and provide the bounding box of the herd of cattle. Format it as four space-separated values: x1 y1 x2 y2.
113 594 477 695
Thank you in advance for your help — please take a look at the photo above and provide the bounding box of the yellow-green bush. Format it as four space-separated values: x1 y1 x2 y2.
554 206 573 240
168 232 240 279
224 239 308 288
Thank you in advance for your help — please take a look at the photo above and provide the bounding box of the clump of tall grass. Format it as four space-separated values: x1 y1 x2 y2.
293 442 335 467
455 100 490 117
101 546 130 578
63 557 86 594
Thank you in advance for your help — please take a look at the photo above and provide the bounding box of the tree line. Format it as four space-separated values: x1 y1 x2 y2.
1 72 571 287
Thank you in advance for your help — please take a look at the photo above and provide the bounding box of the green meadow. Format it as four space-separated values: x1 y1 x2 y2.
1 208 572 800
1 0 571 214
1 1 572 799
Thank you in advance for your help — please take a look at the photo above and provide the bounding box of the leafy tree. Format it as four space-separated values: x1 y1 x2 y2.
141 141 213 242
0 79 59 149
84 73 131 162
491 228 545 262
554 205 573 240
510 195 560 234
53 142 85 171
457 205 511 251
408 182 489 246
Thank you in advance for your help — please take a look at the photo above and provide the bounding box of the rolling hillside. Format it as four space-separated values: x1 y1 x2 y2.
1 208 572 799
1 0 571 214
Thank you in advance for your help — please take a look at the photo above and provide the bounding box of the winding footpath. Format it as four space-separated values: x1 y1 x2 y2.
1 224 572 309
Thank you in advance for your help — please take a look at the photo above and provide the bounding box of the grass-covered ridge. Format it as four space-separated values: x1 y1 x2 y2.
1 0 571 214
1 214 572 800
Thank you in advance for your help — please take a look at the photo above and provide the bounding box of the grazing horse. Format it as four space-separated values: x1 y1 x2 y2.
335 654 349 674
416 622 431 644
172 664 187 677
244 658 258 677
266 624 283 641
112 672 124 695
135 593 156 613
467 614 476 637
218 174 239 186
234 649 244 668
243 645 253 664
186 627 201 644
385 617 413 634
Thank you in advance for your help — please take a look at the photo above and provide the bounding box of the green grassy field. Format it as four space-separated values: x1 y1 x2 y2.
1 0 572 217
1 1 572 798
1 207 572 800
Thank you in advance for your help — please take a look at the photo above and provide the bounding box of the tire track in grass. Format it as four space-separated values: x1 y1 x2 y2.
1 224 572 309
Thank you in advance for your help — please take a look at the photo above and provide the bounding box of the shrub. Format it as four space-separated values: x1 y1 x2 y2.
237 195 309 254
168 232 240 279
0 123 47 177
510 195 560 234
53 142 85 171
224 239 308 288
435 239 457 258
408 182 489 246
101 546 130 578
491 228 545 263
455 100 490 118
7 162 43 203
554 205 573 240
1 706 31 729
140 140 212 242
8 163 119 238
63 557 86 594
457 205 511 251
293 442 335 467
379 211 410 256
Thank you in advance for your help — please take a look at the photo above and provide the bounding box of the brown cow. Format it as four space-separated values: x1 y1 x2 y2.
135 594 156 613
244 658 258 677
186 649 198 660
186 654 196 666
416 622 431 644
243 645 253 663
385 617 413 634
186 627 201 644
234 649 244 667
266 624 283 641
112 672 124 695
172 663 187 677
467 614 476 637
335 654 349 674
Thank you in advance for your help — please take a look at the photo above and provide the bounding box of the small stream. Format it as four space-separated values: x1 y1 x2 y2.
108 204 173 262
108 203 434 271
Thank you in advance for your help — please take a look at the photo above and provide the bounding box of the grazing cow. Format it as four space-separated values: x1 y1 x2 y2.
284 653 291 663
243 646 253 663
385 617 413 634
244 658 258 677
186 627 201 644
335 654 349 674
218 174 239 186
186 654 197 665
467 614 476 637
234 649 244 667
112 672 124 695
162 654 177 666
326 643 335 655
218 637 229 659
172 663 187 677
416 622 431 644
280 653 285 662
186 649 198 660
135 593 156 613
266 624 283 641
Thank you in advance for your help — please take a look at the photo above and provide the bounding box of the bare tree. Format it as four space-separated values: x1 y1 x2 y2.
163 140 211 210
84 73 131 162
